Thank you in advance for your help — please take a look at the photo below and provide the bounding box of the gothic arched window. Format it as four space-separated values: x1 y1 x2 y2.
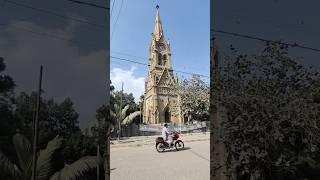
158 54 162 65
162 54 167 66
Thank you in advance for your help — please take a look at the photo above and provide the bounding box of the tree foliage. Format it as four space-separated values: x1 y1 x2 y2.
0 57 101 179
110 103 141 140
0 57 18 172
0 133 101 180
178 75 209 122
220 43 320 180
14 92 81 145
111 90 139 114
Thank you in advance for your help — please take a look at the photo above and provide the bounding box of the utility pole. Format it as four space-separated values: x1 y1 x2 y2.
97 117 100 180
118 82 123 140
140 100 142 124
210 30 228 179
104 0 110 180
31 65 43 180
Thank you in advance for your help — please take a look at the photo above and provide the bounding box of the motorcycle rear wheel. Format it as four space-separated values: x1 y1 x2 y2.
175 141 184 151
156 143 166 153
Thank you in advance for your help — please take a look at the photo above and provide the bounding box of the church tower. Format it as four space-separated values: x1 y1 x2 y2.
143 5 183 125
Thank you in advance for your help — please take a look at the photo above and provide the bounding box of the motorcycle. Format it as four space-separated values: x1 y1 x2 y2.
155 132 184 152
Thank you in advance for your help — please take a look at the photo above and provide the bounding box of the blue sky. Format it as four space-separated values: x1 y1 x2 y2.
110 0 210 100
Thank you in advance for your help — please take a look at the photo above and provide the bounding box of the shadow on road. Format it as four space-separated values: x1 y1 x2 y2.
176 147 191 151
158 147 192 153
157 147 209 161
189 149 209 162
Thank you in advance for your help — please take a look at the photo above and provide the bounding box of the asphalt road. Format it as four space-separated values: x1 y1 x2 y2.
111 139 209 180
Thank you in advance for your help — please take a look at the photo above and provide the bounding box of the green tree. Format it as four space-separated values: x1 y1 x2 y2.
111 91 139 113
47 97 80 137
14 92 48 143
13 93 98 178
137 95 144 124
61 131 97 165
178 75 209 123
110 104 141 140
220 43 320 179
0 133 101 180
109 82 141 125
14 93 81 147
0 57 18 171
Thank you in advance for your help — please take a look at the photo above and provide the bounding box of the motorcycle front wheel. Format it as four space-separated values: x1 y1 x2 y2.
175 141 184 151
156 142 166 153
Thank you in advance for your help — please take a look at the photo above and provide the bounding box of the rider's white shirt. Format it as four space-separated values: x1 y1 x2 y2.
162 127 170 140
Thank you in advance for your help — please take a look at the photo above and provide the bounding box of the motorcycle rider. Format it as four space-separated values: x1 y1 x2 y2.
162 123 173 147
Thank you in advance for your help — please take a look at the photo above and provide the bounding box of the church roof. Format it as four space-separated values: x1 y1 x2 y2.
153 5 163 41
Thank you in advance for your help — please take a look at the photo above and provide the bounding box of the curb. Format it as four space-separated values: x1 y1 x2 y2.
111 132 209 143
111 138 210 148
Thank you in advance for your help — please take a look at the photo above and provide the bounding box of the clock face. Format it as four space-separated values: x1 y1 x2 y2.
158 43 165 52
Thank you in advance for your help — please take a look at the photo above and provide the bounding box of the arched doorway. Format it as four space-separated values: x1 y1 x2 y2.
164 108 170 123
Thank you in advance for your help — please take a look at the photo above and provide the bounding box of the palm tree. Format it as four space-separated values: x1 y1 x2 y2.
110 104 141 140
0 133 102 180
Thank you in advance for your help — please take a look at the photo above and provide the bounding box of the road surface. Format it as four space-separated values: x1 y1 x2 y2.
111 139 209 180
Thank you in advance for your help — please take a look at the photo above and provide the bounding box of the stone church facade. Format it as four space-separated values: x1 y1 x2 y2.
143 6 183 125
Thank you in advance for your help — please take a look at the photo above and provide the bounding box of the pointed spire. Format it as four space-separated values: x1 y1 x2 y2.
153 5 163 41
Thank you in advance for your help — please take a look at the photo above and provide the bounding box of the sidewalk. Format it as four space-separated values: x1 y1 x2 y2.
110 132 209 148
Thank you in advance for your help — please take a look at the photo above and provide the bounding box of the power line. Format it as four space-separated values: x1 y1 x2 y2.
0 14 40 26
0 21 207 78
65 0 109 10
110 56 209 78
111 0 123 41
111 51 145 60
6 0 106 29
110 0 116 16
217 14 308 32
213 29 320 52
0 23 100 47
111 56 146 65
111 51 210 73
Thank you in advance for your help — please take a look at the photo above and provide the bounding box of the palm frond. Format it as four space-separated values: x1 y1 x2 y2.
36 136 63 180
12 133 32 177
114 104 119 112
0 150 21 178
110 110 116 119
122 111 141 125
114 104 123 121
121 105 130 117
49 156 102 180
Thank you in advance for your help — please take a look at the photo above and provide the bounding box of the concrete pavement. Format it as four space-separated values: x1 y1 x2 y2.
111 133 209 180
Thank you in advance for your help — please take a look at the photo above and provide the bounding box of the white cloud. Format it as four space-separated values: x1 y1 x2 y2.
110 66 145 102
